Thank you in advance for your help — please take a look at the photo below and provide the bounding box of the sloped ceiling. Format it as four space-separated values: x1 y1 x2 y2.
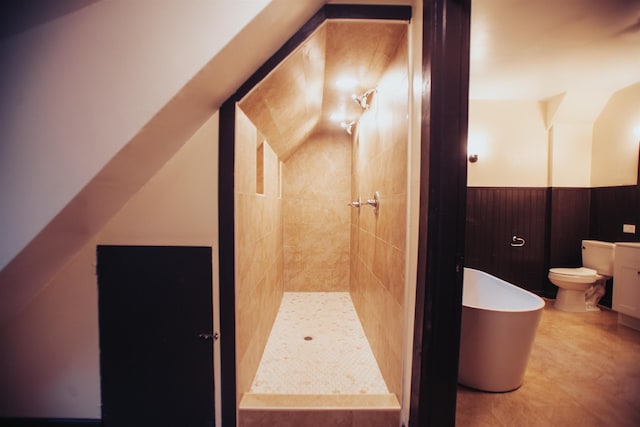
239 20 407 161
0 0 327 325
470 0 640 101
320 21 408 127
0 0 101 39
239 24 327 161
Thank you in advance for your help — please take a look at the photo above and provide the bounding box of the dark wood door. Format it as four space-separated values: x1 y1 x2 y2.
97 245 214 427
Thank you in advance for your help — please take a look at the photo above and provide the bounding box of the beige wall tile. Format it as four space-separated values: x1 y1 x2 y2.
240 409 353 427
352 410 400 427
282 132 351 292
237 26 409 412
264 141 280 197
235 108 285 405
240 408 401 427
236 107 257 195
284 199 305 225
376 195 407 251
350 27 408 401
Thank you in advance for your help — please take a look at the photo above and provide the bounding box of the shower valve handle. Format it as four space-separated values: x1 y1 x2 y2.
366 192 380 214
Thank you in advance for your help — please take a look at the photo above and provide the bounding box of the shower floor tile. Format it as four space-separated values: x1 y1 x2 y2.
249 292 389 395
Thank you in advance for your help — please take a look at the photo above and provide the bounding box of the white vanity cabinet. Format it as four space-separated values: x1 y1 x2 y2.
613 242 640 330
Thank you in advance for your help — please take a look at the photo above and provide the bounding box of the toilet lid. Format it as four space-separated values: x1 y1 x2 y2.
549 267 597 277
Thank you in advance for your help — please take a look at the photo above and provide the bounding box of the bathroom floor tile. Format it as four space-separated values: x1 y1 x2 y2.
249 292 389 395
456 302 640 426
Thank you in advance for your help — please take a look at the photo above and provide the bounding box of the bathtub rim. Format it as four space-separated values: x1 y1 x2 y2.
463 267 546 313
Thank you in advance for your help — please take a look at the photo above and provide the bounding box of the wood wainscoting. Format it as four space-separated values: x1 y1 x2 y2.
466 185 640 305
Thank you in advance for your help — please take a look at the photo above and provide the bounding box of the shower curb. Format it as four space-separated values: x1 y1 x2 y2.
239 392 400 410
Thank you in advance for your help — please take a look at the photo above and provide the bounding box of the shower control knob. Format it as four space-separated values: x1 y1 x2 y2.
366 191 380 214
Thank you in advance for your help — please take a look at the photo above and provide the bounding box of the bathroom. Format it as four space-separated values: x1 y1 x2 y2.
465 86 640 302
464 0 640 302
458 0 640 424
226 14 416 426
225 1 640 426
2 1 640 426
460 71 640 427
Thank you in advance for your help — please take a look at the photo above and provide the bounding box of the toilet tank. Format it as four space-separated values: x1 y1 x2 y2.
581 240 615 276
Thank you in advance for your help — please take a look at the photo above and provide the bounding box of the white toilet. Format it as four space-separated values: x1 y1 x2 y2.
548 240 615 312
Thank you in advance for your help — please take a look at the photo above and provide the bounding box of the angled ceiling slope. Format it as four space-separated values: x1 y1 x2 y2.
239 19 407 161
469 0 640 100
0 0 327 326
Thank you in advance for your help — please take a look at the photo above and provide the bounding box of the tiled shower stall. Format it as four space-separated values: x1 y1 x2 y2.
233 23 410 426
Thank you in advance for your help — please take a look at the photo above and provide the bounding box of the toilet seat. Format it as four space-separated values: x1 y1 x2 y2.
548 267 597 283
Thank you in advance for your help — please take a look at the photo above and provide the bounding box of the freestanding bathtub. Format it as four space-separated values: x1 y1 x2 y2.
458 268 545 392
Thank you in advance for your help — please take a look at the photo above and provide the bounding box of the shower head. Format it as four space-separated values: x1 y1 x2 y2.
340 120 356 135
352 88 377 110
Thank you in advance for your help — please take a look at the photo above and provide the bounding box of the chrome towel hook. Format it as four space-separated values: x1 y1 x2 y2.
511 236 525 247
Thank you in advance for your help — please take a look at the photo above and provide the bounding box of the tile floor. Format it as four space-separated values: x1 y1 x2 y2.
240 292 400 426
249 292 389 395
457 301 640 426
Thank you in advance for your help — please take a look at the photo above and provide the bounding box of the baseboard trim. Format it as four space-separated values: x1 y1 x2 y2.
0 418 101 427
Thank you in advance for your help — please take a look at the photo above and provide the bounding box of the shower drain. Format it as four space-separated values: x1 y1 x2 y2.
303 336 313 341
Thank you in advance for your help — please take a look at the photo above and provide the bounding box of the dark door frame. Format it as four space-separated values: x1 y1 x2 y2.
218 2 470 425
409 0 470 426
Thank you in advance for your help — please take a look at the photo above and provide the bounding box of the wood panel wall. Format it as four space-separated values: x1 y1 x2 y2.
466 185 640 303
590 185 640 243
590 185 640 307
549 188 590 268
465 187 548 295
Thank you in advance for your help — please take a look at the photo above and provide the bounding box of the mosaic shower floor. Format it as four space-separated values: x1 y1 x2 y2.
249 292 389 395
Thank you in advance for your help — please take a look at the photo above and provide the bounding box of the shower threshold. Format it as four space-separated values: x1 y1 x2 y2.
239 292 400 425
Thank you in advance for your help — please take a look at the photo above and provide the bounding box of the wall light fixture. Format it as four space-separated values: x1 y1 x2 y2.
467 132 487 164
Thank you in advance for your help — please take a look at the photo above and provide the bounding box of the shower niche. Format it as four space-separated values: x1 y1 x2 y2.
228 14 411 426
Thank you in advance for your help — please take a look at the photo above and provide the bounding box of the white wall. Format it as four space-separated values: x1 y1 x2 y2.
467 100 549 187
592 82 640 187
0 113 219 418
0 0 270 271
0 244 101 418
469 85 640 189
549 123 592 187
99 114 218 246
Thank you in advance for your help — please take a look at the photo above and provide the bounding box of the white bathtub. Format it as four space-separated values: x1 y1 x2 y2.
458 268 545 392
